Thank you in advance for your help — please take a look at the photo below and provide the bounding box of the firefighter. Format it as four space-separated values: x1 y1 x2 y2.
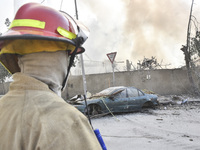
0 3 102 150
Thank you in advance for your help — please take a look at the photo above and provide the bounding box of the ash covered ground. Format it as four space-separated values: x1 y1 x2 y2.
91 95 200 150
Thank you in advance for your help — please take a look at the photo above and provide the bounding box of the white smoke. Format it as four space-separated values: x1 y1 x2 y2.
2 0 200 71
76 0 200 68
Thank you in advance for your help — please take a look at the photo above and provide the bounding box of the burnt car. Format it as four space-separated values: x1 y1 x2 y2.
70 86 158 115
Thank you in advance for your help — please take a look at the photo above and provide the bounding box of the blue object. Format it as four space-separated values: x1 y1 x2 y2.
94 129 107 150
181 99 188 104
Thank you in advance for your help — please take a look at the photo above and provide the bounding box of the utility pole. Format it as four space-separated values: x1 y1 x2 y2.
186 0 193 52
181 0 200 96
74 0 88 98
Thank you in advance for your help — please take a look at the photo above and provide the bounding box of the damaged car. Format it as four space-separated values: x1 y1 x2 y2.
70 86 158 115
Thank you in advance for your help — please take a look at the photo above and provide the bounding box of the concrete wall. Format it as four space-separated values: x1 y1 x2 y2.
66 68 191 99
0 69 193 99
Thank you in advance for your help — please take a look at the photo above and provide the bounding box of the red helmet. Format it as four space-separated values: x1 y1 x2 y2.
0 3 88 74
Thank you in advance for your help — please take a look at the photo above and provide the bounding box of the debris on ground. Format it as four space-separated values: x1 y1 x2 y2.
157 95 200 111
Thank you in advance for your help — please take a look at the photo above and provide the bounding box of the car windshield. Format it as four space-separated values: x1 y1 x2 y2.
92 86 126 98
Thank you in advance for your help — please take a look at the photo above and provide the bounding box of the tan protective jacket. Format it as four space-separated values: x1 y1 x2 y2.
0 73 102 150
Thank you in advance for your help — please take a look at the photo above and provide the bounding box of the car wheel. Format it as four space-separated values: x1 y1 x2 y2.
85 104 102 116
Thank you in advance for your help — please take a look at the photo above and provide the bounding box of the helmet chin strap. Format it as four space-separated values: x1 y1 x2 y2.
61 37 83 91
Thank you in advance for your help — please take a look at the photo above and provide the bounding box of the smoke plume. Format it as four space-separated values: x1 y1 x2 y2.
120 0 189 67
79 0 191 68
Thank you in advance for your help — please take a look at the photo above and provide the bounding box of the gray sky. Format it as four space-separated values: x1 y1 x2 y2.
1 0 200 69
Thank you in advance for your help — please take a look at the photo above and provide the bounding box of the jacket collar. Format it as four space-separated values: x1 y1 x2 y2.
9 73 52 92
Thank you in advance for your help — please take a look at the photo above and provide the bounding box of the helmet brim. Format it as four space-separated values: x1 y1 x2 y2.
0 29 85 55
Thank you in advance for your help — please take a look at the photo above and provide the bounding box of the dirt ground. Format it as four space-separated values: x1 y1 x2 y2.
91 95 200 150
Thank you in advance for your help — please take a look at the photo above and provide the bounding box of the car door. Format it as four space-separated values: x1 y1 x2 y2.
127 87 146 111
106 89 129 113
